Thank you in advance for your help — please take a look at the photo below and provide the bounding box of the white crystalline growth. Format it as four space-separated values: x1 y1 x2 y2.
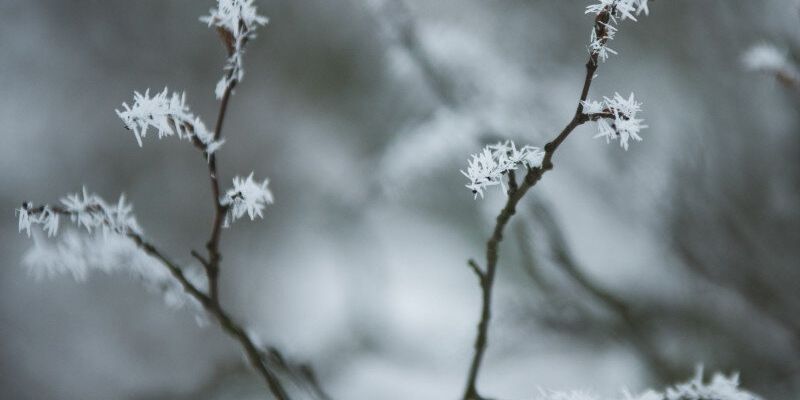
461 140 545 199
200 0 269 98
221 172 274 225
582 92 647 150
116 88 223 153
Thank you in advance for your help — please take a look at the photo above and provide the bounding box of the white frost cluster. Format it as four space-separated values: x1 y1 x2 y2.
529 370 759 400
61 188 142 235
17 188 141 239
461 141 545 199
17 189 205 314
631 370 760 400
201 0 269 98
221 173 274 226
16 204 59 237
116 88 223 154
585 0 650 62
742 43 800 81
582 92 647 150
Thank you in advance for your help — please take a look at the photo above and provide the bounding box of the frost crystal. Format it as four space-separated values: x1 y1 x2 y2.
116 88 223 153
527 370 758 400
221 173 274 225
585 0 650 62
583 92 647 150
60 188 142 236
17 190 203 313
16 204 59 238
461 141 545 199
201 0 269 98
18 189 141 239
628 369 760 400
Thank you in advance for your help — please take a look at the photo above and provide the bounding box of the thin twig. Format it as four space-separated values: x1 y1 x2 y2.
203 79 236 304
461 9 611 400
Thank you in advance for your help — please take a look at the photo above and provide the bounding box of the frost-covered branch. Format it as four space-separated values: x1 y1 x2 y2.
461 2 650 399
16 192 292 399
13 1 335 399
201 0 268 98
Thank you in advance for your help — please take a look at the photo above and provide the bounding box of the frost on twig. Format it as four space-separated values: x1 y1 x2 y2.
15 189 205 313
17 188 141 238
220 172 274 226
116 88 224 154
200 0 269 98
742 43 800 87
461 140 545 199
582 92 647 150
585 0 650 63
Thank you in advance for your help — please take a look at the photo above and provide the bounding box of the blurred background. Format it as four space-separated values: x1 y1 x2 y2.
1 0 799 399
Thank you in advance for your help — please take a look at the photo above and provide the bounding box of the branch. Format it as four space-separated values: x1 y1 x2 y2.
202 76 237 303
462 9 612 400
526 199 682 382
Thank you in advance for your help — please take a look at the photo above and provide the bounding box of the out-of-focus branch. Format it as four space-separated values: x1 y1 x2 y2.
372 0 459 108
526 199 682 382
461 9 614 400
513 223 556 295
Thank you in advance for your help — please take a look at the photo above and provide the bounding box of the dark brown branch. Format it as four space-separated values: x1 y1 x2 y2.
462 9 612 400
140 240 292 400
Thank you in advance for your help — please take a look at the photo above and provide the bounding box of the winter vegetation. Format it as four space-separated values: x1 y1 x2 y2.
6 0 798 399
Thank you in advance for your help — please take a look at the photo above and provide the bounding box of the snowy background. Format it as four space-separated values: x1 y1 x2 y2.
1 0 799 399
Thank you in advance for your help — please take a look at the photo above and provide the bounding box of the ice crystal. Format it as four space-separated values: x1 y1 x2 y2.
583 92 647 150
116 88 222 153
201 0 269 98
221 173 274 225
461 140 545 199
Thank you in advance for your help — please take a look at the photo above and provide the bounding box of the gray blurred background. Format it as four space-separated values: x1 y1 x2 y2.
1 0 799 399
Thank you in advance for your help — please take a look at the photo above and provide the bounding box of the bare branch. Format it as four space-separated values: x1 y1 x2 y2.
468 259 486 282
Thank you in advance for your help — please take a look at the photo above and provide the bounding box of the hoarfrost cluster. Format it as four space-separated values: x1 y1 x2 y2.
17 188 141 239
461 141 545 199
532 371 758 400
200 0 269 98
582 92 647 150
116 88 223 154
633 370 759 400
221 173 274 226
15 189 204 312
585 0 650 62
